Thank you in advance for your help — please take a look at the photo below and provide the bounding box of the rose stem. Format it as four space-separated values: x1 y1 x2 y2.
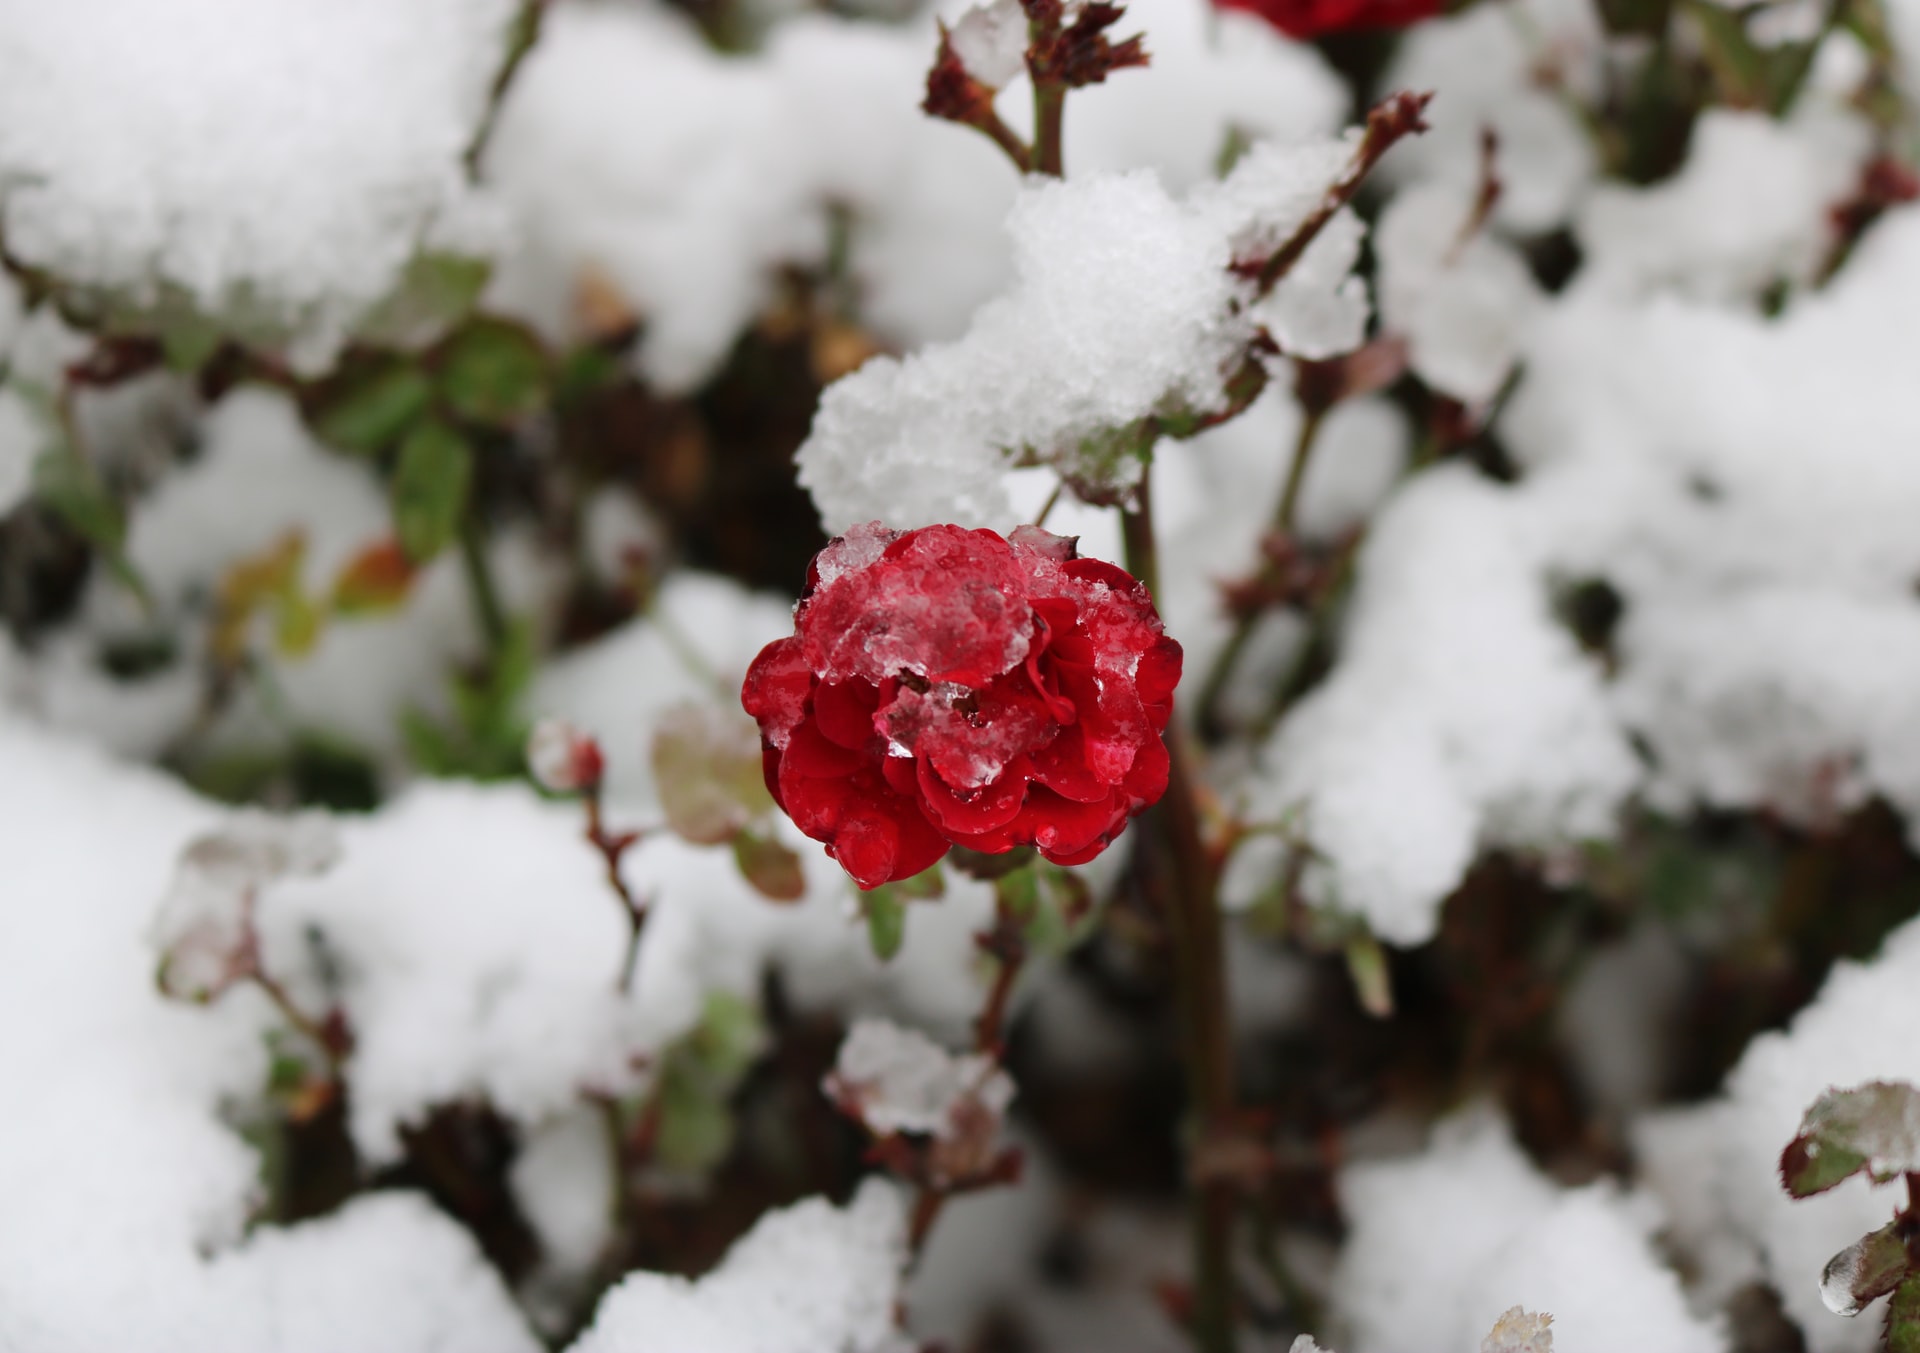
907 887 1029 1263
1123 475 1240 1353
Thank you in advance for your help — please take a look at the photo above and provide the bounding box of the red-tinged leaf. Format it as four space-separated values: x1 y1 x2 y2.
652 703 773 845
733 828 806 902
331 538 418 615
1818 1217 1915 1319
1781 1081 1920 1198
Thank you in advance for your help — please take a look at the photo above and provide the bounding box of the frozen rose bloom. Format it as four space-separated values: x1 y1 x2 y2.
1215 0 1442 42
741 523 1181 889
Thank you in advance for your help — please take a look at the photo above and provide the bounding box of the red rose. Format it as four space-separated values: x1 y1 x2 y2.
1216 0 1441 41
741 523 1182 889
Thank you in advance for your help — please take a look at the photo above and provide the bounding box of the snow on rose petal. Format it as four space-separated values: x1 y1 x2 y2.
741 523 1182 889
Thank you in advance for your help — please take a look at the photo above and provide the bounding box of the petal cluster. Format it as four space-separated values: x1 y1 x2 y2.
742 523 1182 889
1215 0 1442 41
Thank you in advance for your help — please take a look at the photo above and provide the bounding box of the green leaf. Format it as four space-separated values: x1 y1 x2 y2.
998 865 1039 923
994 861 1093 954
556 344 626 405
651 703 772 845
1891 1275 1920 1353
390 420 473 563
653 1069 736 1175
689 992 767 1085
891 862 947 900
733 828 805 902
399 618 535 781
651 992 765 1175
33 447 150 604
437 317 549 425
1781 1081 1920 1198
864 887 907 961
158 310 225 373
33 447 124 551
312 360 432 455
356 251 491 346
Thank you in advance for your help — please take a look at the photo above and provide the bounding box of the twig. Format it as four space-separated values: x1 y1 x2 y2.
582 786 649 994
1253 92 1432 294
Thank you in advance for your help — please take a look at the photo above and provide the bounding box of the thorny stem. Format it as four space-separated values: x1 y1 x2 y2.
908 1185 950 1255
905 887 1030 1263
582 787 649 994
973 892 1030 1058
238 917 350 1076
1123 477 1240 1353
252 968 343 1070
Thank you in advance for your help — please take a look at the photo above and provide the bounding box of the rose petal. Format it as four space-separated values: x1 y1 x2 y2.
1031 726 1108 803
1123 732 1170 803
916 755 1029 835
741 637 815 748
815 678 881 751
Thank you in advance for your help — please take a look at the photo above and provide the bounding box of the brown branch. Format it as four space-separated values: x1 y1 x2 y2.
1254 91 1432 294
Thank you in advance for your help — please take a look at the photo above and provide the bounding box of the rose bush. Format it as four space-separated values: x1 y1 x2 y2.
741 522 1182 888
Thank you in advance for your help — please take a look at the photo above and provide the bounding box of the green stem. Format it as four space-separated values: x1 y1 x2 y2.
1123 480 1239 1353
464 0 546 175
1271 409 1323 535
457 512 509 660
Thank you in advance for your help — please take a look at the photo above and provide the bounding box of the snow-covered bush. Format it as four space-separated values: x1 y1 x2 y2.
8 0 1920 1348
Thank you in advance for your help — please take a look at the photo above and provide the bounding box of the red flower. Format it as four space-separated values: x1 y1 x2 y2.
1216 0 1441 41
741 523 1182 890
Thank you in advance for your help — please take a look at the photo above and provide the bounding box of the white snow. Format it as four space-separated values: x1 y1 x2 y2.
485 0 1343 395
1377 0 1605 233
1633 914 1920 1351
566 1178 909 1353
1224 467 1639 944
0 715 541 1353
799 136 1372 533
948 0 1028 88
1375 181 1541 405
150 808 341 1001
0 0 515 368
829 1016 1014 1137
1333 1110 1722 1353
1574 109 1867 305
